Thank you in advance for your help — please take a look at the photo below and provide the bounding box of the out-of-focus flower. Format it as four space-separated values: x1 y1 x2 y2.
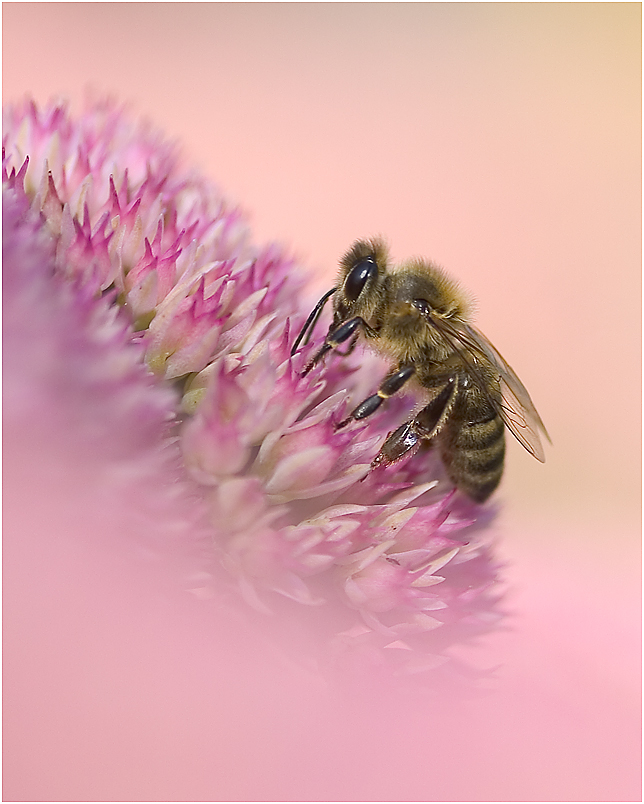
3 98 503 677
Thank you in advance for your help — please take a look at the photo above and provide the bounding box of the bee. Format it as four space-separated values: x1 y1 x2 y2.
291 238 549 502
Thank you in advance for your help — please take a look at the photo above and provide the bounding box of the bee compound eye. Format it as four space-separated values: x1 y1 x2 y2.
344 257 378 303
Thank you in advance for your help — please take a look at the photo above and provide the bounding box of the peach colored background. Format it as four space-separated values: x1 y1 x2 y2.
3 4 641 801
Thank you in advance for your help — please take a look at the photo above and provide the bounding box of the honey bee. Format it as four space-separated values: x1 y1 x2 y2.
291 238 549 502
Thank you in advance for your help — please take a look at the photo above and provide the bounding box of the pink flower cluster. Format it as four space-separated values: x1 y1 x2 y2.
3 98 502 676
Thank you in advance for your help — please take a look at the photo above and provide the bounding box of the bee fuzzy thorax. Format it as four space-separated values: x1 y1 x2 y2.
374 300 444 365
393 258 472 322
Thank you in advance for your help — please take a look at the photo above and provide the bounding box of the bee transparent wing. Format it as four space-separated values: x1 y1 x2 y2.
466 323 550 448
430 317 550 462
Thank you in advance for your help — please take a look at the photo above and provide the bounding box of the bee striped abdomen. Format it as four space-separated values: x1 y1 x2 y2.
441 405 506 503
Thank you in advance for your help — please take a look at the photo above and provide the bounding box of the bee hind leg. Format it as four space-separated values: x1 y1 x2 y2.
371 421 422 468
371 378 457 469
335 364 416 430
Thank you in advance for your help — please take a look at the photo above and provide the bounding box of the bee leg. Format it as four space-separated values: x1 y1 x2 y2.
335 331 360 357
372 378 457 469
301 316 365 376
335 364 416 430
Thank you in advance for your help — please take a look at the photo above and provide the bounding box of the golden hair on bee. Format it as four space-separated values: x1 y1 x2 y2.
401 257 473 322
292 238 549 502
376 255 473 365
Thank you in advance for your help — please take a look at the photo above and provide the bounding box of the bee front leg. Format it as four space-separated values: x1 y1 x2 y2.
335 331 360 357
301 316 366 376
371 377 457 469
335 364 416 430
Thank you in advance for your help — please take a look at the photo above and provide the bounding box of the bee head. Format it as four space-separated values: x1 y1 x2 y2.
335 238 389 321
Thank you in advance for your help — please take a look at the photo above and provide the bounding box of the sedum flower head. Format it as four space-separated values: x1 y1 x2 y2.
3 98 503 678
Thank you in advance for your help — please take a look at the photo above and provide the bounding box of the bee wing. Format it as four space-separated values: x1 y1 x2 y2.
430 316 550 462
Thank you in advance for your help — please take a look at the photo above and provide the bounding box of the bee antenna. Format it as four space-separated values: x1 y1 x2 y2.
291 286 337 356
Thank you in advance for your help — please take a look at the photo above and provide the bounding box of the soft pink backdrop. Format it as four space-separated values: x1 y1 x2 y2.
3 4 641 801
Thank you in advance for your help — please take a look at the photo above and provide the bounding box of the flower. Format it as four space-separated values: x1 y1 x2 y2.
3 97 503 678
3 157 211 586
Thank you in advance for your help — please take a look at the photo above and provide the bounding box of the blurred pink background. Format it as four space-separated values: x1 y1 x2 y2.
4 4 640 801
